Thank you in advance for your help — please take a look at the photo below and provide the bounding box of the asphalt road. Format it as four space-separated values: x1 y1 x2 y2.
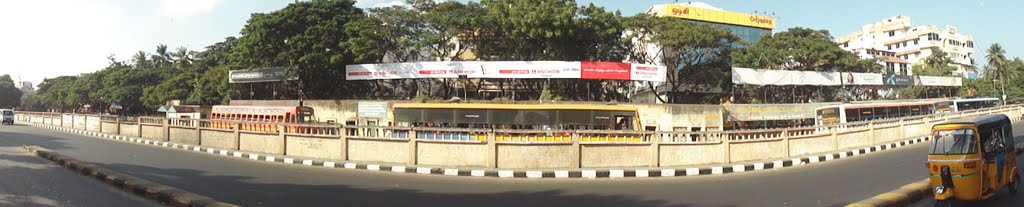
1 122 1022 207
910 143 1024 206
0 137 156 206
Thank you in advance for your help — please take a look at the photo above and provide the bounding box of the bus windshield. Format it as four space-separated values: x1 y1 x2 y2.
930 129 976 155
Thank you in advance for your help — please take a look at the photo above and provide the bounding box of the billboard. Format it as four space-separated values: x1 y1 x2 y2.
656 4 775 29
581 62 631 80
841 72 884 85
884 74 914 86
346 62 483 80
631 64 668 82
229 67 295 83
470 61 581 79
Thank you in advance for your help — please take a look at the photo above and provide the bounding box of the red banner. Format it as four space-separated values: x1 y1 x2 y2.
581 61 631 80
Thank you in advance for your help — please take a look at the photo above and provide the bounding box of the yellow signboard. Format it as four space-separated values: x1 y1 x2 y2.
657 4 776 30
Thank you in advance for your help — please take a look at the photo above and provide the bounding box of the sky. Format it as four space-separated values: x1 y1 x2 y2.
1 0 1021 88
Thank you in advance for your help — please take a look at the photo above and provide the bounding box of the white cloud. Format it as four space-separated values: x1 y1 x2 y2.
161 0 222 17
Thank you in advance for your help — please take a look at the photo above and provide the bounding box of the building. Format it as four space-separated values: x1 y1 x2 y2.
18 81 33 92
836 15 976 77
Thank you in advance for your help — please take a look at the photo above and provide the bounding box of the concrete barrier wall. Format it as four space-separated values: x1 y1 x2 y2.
140 125 164 140
873 126 901 144
285 136 343 160
903 123 928 138
416 142 490 167
100 122 119 134
496 144 575 169
730 140 786 162
201 129 237 149
169 127 199 145
73 115 86 129
121 124 140 137
789 135 834 156
659 144 724 166
347 139 408 164
240 133 284 154
581 145 651 167
837 131 871 150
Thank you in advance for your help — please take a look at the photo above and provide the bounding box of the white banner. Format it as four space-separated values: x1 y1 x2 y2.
346 61 667 82
631 64 667 82
917 76 962 86
731 68 841 86
469 61 581 79
841 72 883 85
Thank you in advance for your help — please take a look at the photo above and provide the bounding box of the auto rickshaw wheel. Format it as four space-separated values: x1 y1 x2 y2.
934 199 953 207
1012 174 1021 195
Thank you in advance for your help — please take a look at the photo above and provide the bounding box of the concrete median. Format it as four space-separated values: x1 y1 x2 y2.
21 146 239 207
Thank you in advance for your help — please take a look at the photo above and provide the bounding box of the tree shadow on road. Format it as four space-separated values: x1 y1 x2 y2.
0 128 78 151
101 163 715 207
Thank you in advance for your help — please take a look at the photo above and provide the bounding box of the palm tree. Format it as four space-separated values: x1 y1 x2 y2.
132 51 150 69
152 44 172 68
172 47 195 70
986 43 1011 104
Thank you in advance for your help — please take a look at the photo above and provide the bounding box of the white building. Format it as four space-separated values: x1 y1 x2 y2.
836 15 976 77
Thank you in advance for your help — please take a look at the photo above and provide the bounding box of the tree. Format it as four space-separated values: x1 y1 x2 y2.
914 48 957 76
132 51 152 69
0 75 22 108
986 43 1017 103
232 0 368 99
142 72 195 110
172 47 196 70
152 44 172 68
35 76 78 112
187 66 232 105
19 91 44 111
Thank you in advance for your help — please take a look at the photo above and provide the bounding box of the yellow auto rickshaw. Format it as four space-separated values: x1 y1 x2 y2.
927 114 1020 207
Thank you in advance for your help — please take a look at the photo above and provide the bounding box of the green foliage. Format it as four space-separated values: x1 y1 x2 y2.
913 48 957 76
18 91 44 111
537 86 563 101
187 66 232 105
142 72 196 110
0 75 22 108
232 0 367 99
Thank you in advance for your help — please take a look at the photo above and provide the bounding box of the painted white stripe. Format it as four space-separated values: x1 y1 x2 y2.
265 156 276 162
809 156 820 163
248 154 259 160
609 170 625 178
391 165 405 172
144 140 150 144
284 158 295 164
772 160 784 168
526 171 543 178
661 169 677 177
206 148 216 153
753 163 765 170
444 168 459 176
555 170 570 178
853 149 861 156
416 167 431 174
825 154 834 161
324 162 336 167
367 164 380 171
471 170 486 177
839 152 847 158
685 168 700 176
172 144 179 148
582 170 597 178
232 152 243 157
498 170 515 178
193 146 202 151
732 165 745 173
711 166 724 174
302 160 314 166
219 150 229 155
162 143 169 147
343 163 357 169
129 138 136 142
635 169 649 177
791 158 803 165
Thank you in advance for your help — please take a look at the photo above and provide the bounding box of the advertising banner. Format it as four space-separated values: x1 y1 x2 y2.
471 61 581 79
883 74 914 86
581 61 631 80
631 64 668 82
656 4 775 29
346 62 483 80
841 72 884 85
229 67 295 83
357 102 389 119
917 76 963 86
731 67 840 86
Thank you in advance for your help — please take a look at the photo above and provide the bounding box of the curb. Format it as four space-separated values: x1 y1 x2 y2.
21 146 239 207
845 179 930 207
32 123 934 179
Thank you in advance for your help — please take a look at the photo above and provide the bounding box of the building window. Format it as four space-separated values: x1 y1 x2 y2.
889 31 895 37
902 42 907 47
967 41 974 48
843 42 848 48
928 33 940 40
887 45 892 50
914 39 919 45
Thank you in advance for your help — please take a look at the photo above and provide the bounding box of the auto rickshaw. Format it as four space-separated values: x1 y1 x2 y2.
927 114 1020 207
